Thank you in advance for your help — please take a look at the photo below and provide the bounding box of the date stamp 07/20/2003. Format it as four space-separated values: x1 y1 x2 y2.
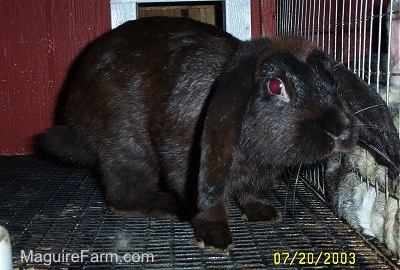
273 251 356 266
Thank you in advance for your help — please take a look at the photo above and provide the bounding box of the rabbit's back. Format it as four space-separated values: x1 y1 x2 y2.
57 17 238 176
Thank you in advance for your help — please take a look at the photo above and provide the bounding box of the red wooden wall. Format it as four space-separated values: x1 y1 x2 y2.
251 0 276 38
0 0 274 155
0 0 111 155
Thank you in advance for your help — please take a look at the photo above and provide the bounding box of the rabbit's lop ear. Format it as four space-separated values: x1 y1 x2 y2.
197 40 266 210
333 63 400 179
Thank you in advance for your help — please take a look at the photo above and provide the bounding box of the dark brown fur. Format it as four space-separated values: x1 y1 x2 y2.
37 17 400 251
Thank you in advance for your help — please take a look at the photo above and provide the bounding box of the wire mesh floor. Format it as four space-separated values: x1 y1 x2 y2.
1 156 399 269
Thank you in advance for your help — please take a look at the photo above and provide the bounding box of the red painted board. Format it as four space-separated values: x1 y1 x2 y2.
251 0 277 38
0 0 110 155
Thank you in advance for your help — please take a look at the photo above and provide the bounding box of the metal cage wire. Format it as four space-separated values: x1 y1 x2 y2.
276 0 400 202
276 0 399 98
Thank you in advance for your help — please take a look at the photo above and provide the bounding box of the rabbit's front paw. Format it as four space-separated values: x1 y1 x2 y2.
194 221 233 252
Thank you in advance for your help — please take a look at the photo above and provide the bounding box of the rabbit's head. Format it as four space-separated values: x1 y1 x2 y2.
198 37 400 209
244 38 359 166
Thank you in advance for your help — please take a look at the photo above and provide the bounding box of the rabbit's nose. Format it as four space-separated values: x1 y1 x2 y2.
322 109 351 140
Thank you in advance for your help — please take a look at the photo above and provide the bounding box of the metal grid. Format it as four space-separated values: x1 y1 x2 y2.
276 0 400 263
276 0 400 220
276 0 399 107
1 156 399 269
279 0 400 192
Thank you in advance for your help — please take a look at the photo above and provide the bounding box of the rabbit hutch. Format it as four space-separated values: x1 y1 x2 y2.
1 0 400 269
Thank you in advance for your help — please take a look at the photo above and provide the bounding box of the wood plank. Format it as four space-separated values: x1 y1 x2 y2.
0 0 111 155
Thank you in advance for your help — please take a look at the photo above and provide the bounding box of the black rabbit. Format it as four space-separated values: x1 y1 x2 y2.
38 17 400 251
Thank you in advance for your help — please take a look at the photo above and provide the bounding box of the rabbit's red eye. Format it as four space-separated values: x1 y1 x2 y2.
268 78 284 95
266 78 290 102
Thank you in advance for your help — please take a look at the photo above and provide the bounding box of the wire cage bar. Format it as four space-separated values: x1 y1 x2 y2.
276 0 400 262
277 0 400 201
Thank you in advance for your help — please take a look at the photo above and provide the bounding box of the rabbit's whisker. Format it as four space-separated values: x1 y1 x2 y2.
357 123 392 132
358 138 400 172
283 174 290 222
292 164 302 218
354 104 386 115
283 164 302 222
283 165 296 221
